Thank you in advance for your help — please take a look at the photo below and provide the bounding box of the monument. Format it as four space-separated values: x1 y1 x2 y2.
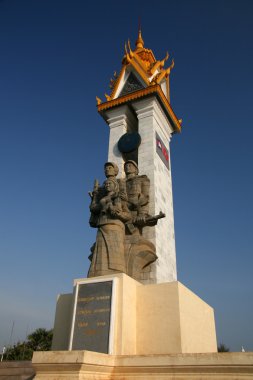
32 30 253 379
97 32 179 284
50 26 216 355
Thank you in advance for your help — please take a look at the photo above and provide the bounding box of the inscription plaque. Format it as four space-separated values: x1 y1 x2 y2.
70 281 113 353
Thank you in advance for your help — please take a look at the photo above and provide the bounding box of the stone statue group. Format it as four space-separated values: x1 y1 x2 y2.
88 161 165 281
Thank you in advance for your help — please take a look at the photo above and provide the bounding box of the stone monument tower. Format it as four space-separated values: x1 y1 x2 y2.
32 29 240 380
31 29 253 380
96 30 181 284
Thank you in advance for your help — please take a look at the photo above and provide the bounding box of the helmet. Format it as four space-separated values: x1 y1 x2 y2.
104 162 119 176
124 160 139 174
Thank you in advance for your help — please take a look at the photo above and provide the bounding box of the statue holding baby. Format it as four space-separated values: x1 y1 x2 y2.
88 161 165 281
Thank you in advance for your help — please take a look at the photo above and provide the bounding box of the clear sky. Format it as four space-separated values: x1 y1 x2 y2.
0 0 253 352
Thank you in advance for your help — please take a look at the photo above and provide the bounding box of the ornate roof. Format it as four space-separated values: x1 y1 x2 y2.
97 30 182 133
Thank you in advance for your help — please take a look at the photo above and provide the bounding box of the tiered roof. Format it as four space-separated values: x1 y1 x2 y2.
97 30 182 133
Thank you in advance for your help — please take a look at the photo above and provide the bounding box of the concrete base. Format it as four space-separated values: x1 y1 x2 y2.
0 360 35 379
32 350 253 379
52 274 217 354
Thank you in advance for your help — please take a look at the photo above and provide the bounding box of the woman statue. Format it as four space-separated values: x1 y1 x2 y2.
88 177 131 277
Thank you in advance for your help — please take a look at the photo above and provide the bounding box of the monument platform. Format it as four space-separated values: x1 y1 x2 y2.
32 350 253 379
52 273 217 355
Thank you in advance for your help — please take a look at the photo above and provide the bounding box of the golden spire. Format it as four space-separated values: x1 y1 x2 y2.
135 28 144 50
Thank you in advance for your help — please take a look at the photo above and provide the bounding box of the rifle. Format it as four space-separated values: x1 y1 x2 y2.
144 211 166 226
126 211 166 233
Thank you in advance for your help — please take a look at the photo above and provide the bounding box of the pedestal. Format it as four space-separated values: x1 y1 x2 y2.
31 274 253 379
52 273 217 355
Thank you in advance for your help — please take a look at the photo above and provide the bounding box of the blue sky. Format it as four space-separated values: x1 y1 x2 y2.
0 0 253 352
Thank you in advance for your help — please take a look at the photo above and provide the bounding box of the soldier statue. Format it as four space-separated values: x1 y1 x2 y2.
87 160 164 281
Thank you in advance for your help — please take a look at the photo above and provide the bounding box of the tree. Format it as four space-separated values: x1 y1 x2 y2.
27 328 53 351
4 342 33 361
218 343 230 352
3 328 53 361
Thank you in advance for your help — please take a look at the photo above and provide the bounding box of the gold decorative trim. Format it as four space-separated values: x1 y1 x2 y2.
110 66 126 99
97 85 181 133
130 59 150 85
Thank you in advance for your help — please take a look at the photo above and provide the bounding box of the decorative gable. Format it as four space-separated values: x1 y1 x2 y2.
119 72 144 97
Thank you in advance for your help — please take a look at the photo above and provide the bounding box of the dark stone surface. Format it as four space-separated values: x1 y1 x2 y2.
119 72 144 96
71 281 112 353
118 132 141 153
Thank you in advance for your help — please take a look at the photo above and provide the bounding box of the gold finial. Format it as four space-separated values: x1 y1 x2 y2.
166 58 175 74
123 41 132 64
105 93 111 101
135 28 144 50
128 39 134 58
160 52 169 68
109 78 114 89
96 96 102 105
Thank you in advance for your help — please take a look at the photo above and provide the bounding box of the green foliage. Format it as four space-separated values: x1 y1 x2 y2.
3 328 53 361
27 328 53 351
4 342 33 361
218 343 230 352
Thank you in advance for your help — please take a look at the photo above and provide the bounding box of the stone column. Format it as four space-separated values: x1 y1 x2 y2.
132 97 177 284
104 106 137 177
